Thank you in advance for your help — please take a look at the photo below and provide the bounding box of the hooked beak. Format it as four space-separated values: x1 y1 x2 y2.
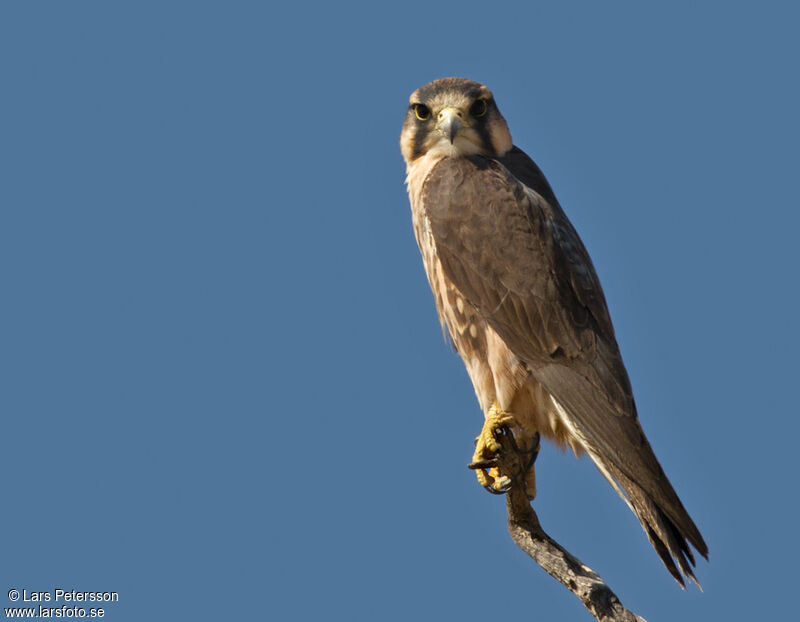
436 107 464 144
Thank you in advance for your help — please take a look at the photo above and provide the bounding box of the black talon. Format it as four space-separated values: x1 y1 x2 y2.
468 458 499 470
473 431 542 496
523 432 541 460
483 482 511 495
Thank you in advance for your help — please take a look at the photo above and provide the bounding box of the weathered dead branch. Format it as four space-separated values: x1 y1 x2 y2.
504 474 647 622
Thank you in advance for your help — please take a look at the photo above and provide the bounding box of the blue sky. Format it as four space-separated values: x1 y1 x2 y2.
2 2 798 620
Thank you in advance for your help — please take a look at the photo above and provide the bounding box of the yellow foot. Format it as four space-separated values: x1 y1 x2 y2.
468 403 541 498
469 403 515 493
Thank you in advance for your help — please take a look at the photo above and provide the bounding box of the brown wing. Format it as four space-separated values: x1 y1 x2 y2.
422 154 707 584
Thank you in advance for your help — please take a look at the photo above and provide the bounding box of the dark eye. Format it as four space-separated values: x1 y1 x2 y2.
470 99 488 118
413 104 431 121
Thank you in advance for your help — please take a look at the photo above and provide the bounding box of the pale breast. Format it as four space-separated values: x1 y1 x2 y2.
406 155 582 454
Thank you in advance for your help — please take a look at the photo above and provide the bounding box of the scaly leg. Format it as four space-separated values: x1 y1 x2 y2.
468 402 540 498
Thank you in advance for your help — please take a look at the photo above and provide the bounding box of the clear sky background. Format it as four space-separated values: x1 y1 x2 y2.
2 2 798 620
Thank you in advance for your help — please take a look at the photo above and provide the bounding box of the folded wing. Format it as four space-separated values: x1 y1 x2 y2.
422 153 708 585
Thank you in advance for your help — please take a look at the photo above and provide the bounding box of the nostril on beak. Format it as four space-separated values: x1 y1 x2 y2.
437 108 464 144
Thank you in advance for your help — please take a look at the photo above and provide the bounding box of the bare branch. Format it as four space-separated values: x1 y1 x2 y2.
481 431 647 621
505 482 647 622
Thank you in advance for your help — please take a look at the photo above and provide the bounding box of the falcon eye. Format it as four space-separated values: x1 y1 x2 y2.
470 99 488 118
413 104 431 121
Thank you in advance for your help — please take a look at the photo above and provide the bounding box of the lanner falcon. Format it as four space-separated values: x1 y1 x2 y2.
400 77 707 586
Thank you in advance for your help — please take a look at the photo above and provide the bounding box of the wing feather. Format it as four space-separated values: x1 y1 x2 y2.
422 153 707 582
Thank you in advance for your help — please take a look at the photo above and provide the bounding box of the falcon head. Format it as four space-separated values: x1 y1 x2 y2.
400 78 513 165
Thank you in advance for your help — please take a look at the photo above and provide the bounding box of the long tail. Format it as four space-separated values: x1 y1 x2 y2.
602 461 709 587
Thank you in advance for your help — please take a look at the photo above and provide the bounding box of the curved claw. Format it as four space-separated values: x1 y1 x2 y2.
468 458 499 470
472 430 542 496
483 482 511 495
